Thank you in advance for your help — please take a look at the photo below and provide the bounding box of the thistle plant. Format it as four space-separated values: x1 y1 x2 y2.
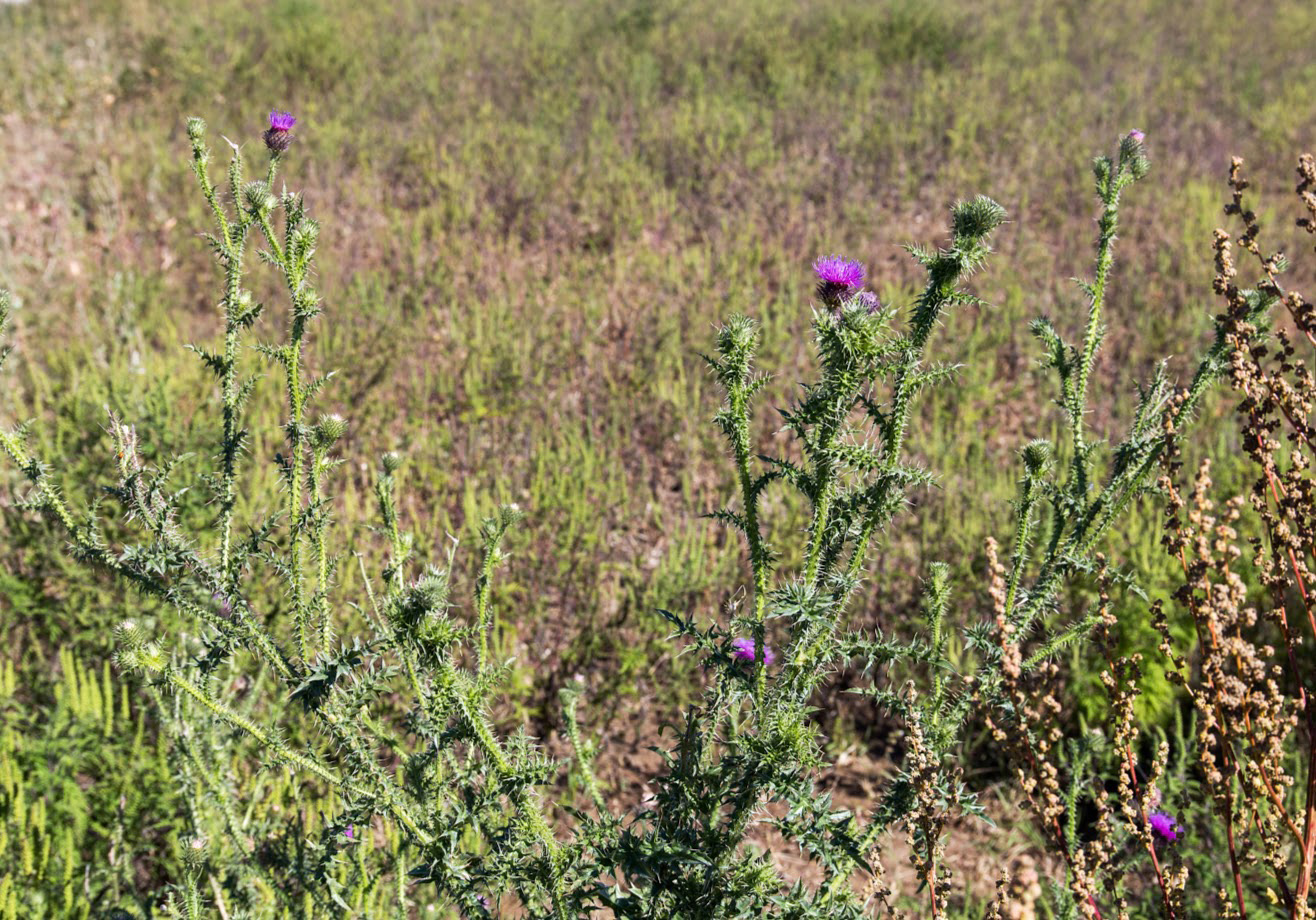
0 116 1288 918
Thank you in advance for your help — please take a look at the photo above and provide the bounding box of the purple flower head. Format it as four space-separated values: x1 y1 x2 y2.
814 255 865 288
813 256 866 306
1127 129 1145 143
269 111 297 132
342 824 355 840
264 110 297 153
1148 811 1183 845
730 638 775 666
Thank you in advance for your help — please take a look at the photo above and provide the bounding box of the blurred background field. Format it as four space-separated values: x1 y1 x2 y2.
2 0 1316 914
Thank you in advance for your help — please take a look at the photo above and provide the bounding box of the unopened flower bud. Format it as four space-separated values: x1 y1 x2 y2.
1120 129 1149 179
182 835 209 871
314 413 348 448
243 181 275 214
381 451 403 474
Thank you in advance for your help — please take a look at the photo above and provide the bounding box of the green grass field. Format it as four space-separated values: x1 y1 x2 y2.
3 0 1316 914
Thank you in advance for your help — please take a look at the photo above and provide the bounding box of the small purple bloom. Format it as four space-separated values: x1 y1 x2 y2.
269 111 297 132
814 255 867 307
731 638 775 665
814 255 866 290
1127 129 1145 143
1148 811 1182 845
342 824 354 840
264 110 297 153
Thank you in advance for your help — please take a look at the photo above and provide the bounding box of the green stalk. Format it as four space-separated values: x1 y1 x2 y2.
1067 169 1123 502
474 542 498 674
1003 467 1040 617
284 341 309 661
310 445 333 650
728 378 771 698
446 665 570 918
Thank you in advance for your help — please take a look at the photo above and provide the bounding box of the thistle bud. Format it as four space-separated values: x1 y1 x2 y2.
1020 439 1052 476
314 413 348 448
1120 129 1149 180
264 110 297 154
114 619 147 652
186 116 206 143
381 451 403 474
951 196 1007 241
181 835 209 872
243 180 276 215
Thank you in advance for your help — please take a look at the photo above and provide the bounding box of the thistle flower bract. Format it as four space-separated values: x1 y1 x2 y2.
1148 811 1182 845
264 110 296 153
211 591 233 619
813 255 865 306
854 290 881 313
731 637 774 665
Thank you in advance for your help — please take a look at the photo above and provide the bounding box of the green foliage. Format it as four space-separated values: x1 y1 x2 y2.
2 1 1315 915
0 112 1252 916
0 645 179 919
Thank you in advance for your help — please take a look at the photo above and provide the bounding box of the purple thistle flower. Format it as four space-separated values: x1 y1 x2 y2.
730 638 775 665
1148 811 1182 845
264 110 297 153
813 256 866 306
814 255 865 288
1127 129 1145 143
342 824 354 840
269 110 296 132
